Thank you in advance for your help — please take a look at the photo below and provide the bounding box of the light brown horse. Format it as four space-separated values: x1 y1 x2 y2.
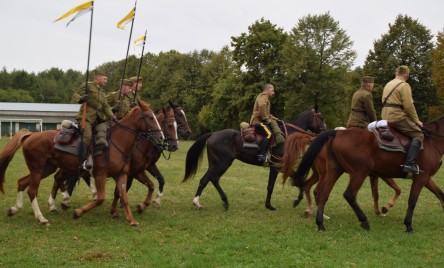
281 121 444 232
48 102 190 212
0 100 164 226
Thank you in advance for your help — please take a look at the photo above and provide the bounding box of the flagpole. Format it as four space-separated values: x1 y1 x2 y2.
81 0 95 130
119 1 137 104
133 30 146 103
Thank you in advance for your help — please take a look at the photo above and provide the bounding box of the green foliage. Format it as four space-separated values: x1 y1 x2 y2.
430 30 444 119
364 14 436 120
282 12 356 127
0 88 34 102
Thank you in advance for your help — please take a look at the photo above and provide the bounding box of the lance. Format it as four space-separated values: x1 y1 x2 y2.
118 0 137 114
81 1 95 130
132 30 147 103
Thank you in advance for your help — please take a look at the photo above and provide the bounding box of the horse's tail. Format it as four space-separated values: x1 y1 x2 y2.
291 130 336 187
0 129 33 193
182 133 212 182
280 133 315 183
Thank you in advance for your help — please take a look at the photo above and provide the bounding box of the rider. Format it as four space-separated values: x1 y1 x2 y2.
347 76 377 128
72 69 115 170
381 65 424 174
250 84 278 164
106 79 133 119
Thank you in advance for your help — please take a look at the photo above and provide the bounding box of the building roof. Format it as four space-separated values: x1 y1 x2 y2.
0 102 80 112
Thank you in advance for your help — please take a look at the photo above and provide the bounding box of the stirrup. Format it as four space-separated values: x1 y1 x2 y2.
81 160 93 172
401 164 422 175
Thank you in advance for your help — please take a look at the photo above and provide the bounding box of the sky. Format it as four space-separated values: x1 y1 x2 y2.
1 0 443 74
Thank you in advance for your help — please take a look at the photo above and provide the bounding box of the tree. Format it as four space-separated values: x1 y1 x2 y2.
364 14 436 120
231 18 288 118
282 12 356 126
429 30 444 118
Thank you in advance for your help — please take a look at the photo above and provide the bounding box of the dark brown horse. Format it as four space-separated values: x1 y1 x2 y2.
182 108 326 211
0 100 164 226
283 119 444 232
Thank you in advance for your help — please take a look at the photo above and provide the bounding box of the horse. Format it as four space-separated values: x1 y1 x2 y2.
182 108 326 211
48 101 191 211
280 130 403 218
0 100 164 226
283 118 444 232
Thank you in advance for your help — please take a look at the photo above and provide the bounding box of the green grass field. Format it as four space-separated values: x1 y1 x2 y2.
0 137 443 267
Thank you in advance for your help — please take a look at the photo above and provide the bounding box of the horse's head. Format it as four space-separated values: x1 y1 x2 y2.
129 99 164 147
290 108 327 134
169 100 192 139
158 106 179 152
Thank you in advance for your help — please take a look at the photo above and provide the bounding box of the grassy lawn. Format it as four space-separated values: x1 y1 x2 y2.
0 137 443 267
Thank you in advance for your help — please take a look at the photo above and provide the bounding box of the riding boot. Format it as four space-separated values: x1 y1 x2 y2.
257 138 270 163
402 139 422 174
79 143 92 171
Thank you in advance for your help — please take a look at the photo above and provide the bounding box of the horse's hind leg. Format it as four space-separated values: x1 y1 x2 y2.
265 168 279 211
380 177 401 215
369 175 381 215
424 178 444 211
133 173 155 213
304 173 319 217
148 165 164 206
193 173 212 209
343 174 369 230
211 176 229 210
8 174 31 216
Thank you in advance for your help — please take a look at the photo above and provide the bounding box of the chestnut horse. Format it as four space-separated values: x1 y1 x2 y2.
182 108 326 211
48 101 191 211
0 100 164 226
283 119 444 232
280 130 402 218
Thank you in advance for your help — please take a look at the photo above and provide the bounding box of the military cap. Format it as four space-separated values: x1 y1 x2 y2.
396 65 410 75
361 76 374 83
129 76 142 83
94 69 107 77
122 79 133 86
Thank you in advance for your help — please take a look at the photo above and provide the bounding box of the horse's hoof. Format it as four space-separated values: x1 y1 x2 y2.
303 211 312 218
318 225 326 231
193 201 203 209
381 207 389 214
323 214 331 220
136 204 145 213
265 204 276 211
40 220 50 226
153 199 161 207
50 208 58 213
293 199 301 208
360 221 370 230
72 209 82 219
223 203 229 211
7 207 18 216
405 225 414 233
130 221 140 227
61 203 70 211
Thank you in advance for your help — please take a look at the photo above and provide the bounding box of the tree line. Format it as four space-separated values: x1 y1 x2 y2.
1 13 443 138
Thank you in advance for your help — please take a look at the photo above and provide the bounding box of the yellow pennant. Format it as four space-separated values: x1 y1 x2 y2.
54 1 93 26
117 8 135 30
134 35 146 46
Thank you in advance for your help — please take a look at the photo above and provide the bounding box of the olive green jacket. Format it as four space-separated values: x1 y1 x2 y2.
381 77 419 123
107 91 133 118
347 88 377 128
72 81 113 124
250 93 276 125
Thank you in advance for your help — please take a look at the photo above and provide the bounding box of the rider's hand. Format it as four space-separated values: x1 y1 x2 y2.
78 94 88 104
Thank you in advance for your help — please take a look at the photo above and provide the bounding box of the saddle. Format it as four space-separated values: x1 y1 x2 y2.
239 122 281 149
54 120 82 155
367 121 411 153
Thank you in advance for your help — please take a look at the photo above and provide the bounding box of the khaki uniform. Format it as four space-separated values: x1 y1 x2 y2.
347 88 377 128
250 93 276 125
72 81 113 145
107 91 133 118
381 77 423 141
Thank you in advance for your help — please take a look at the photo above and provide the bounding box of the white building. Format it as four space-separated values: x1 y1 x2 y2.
0 102 80 136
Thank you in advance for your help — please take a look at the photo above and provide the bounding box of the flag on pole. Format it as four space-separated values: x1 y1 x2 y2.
117 8 135 30
53 1 93 27
134 34 146 46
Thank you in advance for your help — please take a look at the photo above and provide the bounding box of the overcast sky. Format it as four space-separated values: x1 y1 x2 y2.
1 0 443 74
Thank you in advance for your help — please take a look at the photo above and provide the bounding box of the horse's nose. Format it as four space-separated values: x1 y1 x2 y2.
169 144 179 152
181 130 191 140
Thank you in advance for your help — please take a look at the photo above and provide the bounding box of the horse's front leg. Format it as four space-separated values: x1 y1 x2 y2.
73 174 106 220
110 182 120 218
116 173 139 226
134 172 155 213
404 175 427 233
265 167 278 211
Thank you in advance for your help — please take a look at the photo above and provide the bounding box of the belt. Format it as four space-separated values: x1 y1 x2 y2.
384 104 403 109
